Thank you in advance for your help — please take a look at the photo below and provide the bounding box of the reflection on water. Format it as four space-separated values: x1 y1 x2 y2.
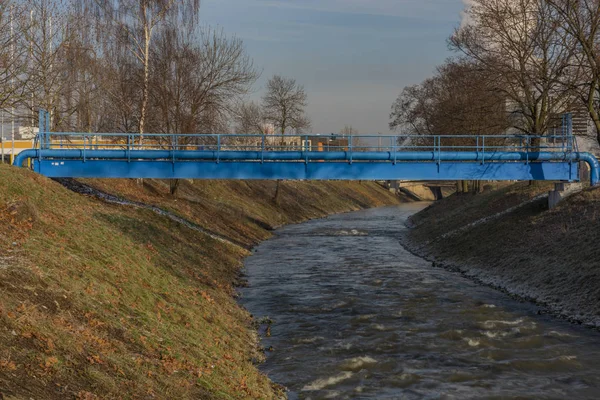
240 204 600 399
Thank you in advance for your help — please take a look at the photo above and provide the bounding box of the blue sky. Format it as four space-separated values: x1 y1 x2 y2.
200 0 464 134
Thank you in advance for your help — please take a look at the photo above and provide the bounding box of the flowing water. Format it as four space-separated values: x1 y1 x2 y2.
240 204 600 399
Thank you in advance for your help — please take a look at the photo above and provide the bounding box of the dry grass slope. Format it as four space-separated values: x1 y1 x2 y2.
408 181 600 327
0 165 399 399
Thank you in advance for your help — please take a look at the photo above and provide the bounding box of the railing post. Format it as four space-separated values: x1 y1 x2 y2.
482 136 485 164
305 135 309 164
566 112 573 161
171 134 176 164
45 111 50 146
348 135 353 164
216 135 220 164
38 110 44 162
261 135 265 164
520 137 523 152
436 136 441 165
38 109 45 150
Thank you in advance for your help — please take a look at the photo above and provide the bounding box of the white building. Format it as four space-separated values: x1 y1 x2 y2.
18 126 39 140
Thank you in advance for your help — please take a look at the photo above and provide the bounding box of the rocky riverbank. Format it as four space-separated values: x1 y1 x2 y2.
402 181 600 328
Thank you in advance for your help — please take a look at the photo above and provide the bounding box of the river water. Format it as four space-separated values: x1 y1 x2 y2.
240 204 600 399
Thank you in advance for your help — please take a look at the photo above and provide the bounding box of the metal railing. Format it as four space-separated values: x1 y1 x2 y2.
36 132 574 161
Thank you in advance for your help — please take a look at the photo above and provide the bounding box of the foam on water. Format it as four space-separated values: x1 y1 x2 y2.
302 371 354 391
558 355 578 361
484 330 510 339
293 336 324 345
481 318 525 329
340 356 377 372
354 314 377 322
548 330 576 338
371 323 387 331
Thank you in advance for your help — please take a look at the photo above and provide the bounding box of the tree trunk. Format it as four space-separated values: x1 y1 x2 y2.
136 22 152 187
471 180 482 194
273 180 282 204
139 24 151 143
589 108 600 147
170 179 180 195
272 128 286 203
586 80 600 146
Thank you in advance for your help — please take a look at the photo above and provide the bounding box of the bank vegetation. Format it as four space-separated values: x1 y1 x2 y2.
0 164 400 398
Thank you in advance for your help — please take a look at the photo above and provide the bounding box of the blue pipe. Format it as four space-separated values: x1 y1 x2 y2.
577 152 600 186
14 149 38 167
11 149 591 162
13 148 600 185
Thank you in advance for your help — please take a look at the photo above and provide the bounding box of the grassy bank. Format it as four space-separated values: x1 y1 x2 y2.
0 164 400 399
405 181 600 327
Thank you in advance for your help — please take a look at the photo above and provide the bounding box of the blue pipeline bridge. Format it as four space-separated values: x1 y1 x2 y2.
12 112 600 185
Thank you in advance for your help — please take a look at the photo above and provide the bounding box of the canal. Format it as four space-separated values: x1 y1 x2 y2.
240 204 600 399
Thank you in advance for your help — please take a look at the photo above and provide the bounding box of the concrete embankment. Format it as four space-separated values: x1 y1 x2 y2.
403 181 600 328
0 164 400 399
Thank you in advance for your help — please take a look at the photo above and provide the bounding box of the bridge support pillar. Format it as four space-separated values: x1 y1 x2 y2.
548 182 583 210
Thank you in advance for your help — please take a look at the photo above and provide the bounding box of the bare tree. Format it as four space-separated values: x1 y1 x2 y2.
390 58 512 193
235 101 267 134
97 42 142 133
451 0 577 135
150 25 258 135
232 101 271 150
546 0 600 143
262 75 311 139
57 2 105 133
87 0 200 138
0 2 28 110
181 27 258 133
339 125 362 148
19 0 80 130
262 75 311 203
149 24 258 194
390 83 436 135
390 58 510 136
339 125 358 135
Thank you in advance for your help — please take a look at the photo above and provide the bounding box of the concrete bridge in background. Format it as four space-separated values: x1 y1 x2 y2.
384 181 456 201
